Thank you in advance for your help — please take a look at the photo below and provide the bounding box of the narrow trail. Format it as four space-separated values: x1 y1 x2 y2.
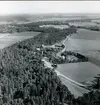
57 36 71 57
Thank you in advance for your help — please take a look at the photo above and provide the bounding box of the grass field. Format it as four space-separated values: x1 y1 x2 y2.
0 32 40 49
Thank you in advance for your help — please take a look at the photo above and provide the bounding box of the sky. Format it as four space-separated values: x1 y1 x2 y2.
0 1 100 15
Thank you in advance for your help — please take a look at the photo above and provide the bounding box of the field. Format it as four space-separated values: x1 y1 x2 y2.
0 32 40 49
39 25 69 29
69 22 97 27
72 29 100 40
57 62 100 84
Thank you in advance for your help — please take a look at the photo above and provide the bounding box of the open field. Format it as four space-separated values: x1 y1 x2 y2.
0 32 40 49
69 22 97 27
72 29 100 40
57 62 100 84
39 25 70 29
64 29 100 51
64 38 100 51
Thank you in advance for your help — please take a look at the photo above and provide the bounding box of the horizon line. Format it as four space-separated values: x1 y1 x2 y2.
0 12 100 16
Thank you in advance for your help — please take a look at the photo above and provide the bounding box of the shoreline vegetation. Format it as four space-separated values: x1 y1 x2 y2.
0 21 100 105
